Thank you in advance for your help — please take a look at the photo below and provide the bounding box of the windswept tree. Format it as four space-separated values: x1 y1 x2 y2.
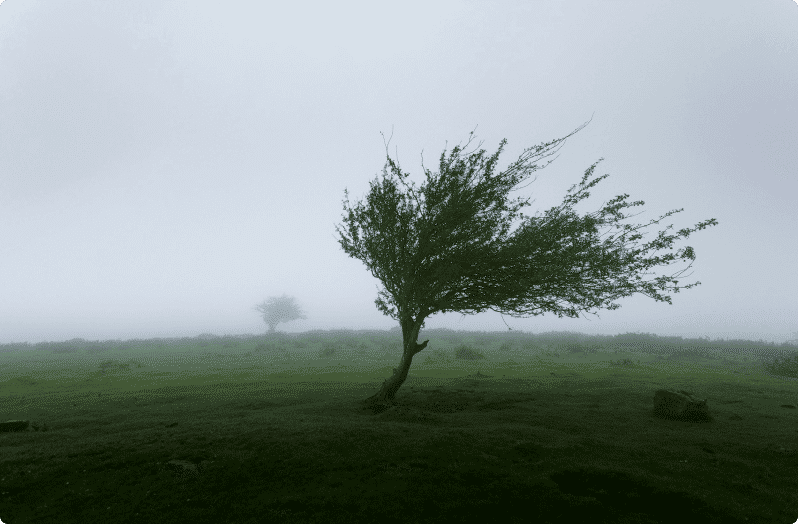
335 115 718 412
252 294 308 333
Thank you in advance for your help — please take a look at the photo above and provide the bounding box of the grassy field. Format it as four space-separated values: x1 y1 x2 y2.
0 329 796 523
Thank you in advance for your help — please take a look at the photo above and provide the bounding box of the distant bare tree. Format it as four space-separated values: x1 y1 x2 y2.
253 294 308 333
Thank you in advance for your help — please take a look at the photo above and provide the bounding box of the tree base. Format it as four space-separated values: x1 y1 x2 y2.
361 394 398 415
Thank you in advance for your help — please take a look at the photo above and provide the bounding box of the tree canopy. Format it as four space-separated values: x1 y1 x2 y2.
335 115 719 409
252 294 308 333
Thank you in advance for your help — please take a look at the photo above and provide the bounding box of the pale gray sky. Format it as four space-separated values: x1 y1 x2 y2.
1 0 797 345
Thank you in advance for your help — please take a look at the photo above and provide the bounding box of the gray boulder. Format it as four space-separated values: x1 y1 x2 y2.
652 388 713 423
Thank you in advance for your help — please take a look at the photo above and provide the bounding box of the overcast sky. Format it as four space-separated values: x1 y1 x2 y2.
1 0 797 346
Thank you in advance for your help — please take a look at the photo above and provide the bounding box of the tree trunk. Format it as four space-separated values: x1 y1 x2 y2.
362 317 429 413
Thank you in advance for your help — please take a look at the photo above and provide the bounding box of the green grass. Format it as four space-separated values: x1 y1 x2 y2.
0 329 796 523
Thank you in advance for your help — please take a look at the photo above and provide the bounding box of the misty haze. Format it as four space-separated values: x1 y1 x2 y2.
1 2 797 524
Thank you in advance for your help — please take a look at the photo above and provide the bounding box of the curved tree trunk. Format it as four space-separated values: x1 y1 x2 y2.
362 316 429 413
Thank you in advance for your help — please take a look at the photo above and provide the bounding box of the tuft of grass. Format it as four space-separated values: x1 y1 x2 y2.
759 351 798 379
453 345 486 361
318 344 337 358
497 341 514 352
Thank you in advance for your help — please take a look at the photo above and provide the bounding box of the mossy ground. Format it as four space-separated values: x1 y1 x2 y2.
1 330 796 523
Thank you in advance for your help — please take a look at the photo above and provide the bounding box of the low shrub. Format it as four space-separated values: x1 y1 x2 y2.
498 342 514 352
760 351 798 379
609 358 637 367
318 343 337 358
454 345 486 361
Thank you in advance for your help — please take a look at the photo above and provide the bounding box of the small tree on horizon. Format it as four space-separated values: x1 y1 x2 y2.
335 115 719 411
253 294 308 333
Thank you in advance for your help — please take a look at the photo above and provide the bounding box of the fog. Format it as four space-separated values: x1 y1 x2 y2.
1 0 796 346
